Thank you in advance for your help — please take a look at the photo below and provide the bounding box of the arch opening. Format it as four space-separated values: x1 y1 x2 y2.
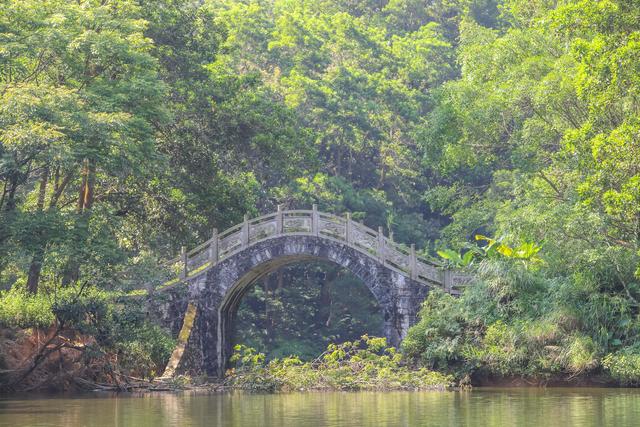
230 261 385 361
213 253 390 374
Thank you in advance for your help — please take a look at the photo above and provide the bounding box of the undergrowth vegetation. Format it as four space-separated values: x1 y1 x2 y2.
0 284 174 390
226 336 452 392
402 257 640 384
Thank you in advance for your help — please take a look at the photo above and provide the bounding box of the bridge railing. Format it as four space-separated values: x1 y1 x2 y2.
157 206 471 294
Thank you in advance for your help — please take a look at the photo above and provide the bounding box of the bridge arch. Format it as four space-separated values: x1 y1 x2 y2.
153 208 469 378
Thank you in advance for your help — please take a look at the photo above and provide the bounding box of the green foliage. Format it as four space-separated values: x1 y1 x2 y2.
233 263 384 361
436 248 476 267
603 345 640 386
2 0 640 388
227 336 453 392
403 258 629 382
52 288 175 377
402 291 467 372
461 321 598 377
400 0 640 385
474 235 542 262
0 283 174 378
0 287 55 328
0 0 457 296
436 234 542 268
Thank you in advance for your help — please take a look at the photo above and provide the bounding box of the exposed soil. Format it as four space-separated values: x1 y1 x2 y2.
470 372 619 388
0 326 115 393
0 326 218 393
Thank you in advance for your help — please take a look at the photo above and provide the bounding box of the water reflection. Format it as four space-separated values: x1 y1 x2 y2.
1 388 640 426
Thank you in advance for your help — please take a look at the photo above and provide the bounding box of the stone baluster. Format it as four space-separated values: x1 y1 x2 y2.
241 213 249 247
345 212 351 243
209 228 218 264
312 204 319 235
181 246 188 278
377 226 385 263
276 204 283 235
158 208 456 293
410 244 417 280
443 270 452 293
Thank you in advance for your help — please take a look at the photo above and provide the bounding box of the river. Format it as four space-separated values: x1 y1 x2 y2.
1 388 639 426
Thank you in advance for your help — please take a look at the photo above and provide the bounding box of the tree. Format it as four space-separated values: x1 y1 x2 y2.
0 0 166 292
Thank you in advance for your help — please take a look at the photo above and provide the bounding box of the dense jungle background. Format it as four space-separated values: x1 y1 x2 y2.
1 0 640 389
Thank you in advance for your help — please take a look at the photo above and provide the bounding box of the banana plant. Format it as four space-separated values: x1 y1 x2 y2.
474 235 542 262
437 235 542 267
436 248 477 268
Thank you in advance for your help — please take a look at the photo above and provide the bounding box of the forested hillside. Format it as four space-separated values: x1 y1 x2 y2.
1 0 639 388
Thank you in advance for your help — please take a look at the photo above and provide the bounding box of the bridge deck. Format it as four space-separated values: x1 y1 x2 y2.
150 207 469 294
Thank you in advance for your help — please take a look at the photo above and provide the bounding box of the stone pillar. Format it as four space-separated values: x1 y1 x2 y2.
276 204 283 234
241 214 249 247
209 228 218 264
158 302 198 379
312 204 319 236
181 246 188 278
377 226 385 263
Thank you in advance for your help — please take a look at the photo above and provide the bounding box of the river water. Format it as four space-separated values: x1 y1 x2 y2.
1 388 639 426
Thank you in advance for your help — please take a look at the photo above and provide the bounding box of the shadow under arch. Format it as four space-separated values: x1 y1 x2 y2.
229 259 385 361
222 256 388 367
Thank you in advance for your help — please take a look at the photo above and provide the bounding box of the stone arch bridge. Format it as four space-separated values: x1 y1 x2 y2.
147 206 469 378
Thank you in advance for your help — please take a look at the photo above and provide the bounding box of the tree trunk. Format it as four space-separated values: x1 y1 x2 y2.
76 158 89 214
0 180 6 212
26 167 49 294
316 267 336 327
63 159 95 285
264 275 272 343
26 249 45 294
276 268 283 296
3 173 19 212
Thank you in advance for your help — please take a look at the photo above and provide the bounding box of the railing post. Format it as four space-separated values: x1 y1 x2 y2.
241 213 249 247
345 212 351 244
410 244 417 280
443 269 452 293
181 246 188 278
209 228 218 264
377 226 385 263
312 204 319 236
276 204 283 235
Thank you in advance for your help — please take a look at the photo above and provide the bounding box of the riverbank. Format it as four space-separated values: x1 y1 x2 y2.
0 330 452 393
1 326 636 394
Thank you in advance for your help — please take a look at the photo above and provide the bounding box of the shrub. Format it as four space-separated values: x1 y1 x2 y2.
603 346 640 385
0 284 174 380
403 258 610 382
0 287 54 328
227 336 453 392
401 291 467 372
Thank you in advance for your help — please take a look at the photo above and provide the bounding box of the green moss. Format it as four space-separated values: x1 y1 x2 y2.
155 261 213 291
